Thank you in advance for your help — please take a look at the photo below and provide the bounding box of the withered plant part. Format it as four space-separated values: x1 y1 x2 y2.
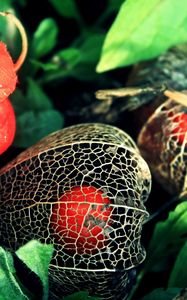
0 123 151 300
95 45 187 127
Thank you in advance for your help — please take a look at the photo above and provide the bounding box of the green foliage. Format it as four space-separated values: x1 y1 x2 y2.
1 1 187 299
49 0 82 25
97 0 187 72
14 109 64 148
143 202 187 273
0 1 18 51
0 0 12 13
26 78 53 110
0 242 101 300
40 33 105 82
31 18 59 59
0 247 29 300
16 241 54 300
11 79 64 148
139 288 181 300
168 241 187 288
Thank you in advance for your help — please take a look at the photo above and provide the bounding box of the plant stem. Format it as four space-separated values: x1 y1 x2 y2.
0 11 28 71
128 269 146 300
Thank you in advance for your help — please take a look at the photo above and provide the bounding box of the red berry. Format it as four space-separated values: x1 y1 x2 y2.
0 42 17 155
0 42 17 100
172 113 187 144
51 185 112 255
0 98 16 155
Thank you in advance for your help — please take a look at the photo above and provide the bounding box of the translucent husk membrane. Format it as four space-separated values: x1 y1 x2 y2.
0 123 151 299
138 98 187 196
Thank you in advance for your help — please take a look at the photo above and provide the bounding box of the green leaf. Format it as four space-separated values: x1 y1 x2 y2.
42 33 105 83
97 0 187 72
32 47 81 82
0 247 29 300
31 59 59 71
144 202 187 273
32 18 58 58
11 89 28 115
79 33 105 63
0 2 19 54
140 288 181 300
49 0 82 24
26 78 53 110
31 46 81 73
16 241 54 300
0 0 12 10
14 109 64 148
71 33 104 80
11 79 53 112
56 47 81 68
168 241 187 288
0 0 12 15
62 291 101 300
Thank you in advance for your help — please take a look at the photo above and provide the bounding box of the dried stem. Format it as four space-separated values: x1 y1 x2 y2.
164 89 187 107
96 85 187 108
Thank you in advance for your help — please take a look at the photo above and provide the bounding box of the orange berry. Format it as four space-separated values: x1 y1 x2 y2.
51 186 112 255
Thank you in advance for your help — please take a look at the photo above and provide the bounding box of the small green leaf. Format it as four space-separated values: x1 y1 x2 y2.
97 0 187 72
72 33 105 80
0 0 12 11
26 78 53 110
16 241 54 300
32 18 58 58
0 2 19 54
31 47 80 74
168 241 187 288
11 80 53 113
32 48 81 82
49 0 82 24
79 33 105 63
62 291 101 300
31 59 59 71
140 288 181 300
144 202 187 273
42 33 105 83
0 247 29 300
14 109 64 148
11 89 28 114
56 47 81 68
